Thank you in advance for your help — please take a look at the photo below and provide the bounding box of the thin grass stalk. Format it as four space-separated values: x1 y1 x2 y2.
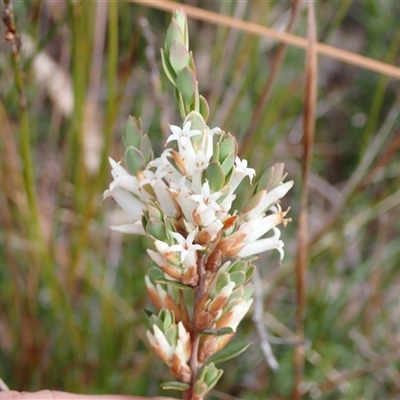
100 0 118 186
240 0 301 158
293 2 317 399
360 27 400 159
2 0 43 253
130 0 400 79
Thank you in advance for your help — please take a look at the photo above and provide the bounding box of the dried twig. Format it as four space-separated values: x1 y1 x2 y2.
130 0 400 79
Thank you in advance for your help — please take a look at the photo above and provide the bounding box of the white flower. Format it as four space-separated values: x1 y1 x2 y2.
167 121 200 165
238 212 284 242
244 181 294 220
238 227 284 259
225 298 253 332
189 181 223 226
219 157 255 212
169 230 205 267
104 187 145 222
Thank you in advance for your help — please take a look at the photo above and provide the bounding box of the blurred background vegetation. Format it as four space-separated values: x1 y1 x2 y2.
1 1 400 399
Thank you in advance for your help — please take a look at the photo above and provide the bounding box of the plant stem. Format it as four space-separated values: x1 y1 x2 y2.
184 253 207 400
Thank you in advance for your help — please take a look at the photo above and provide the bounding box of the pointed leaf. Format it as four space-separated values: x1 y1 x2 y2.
211 142 220 163
221 153 235 177
177 91 186 119
199 95 209 122
169 39 190 75
243 286 254 300
146 218 168 242
230 271 246 288
125 146 146 174
173 10 188 48
148 267 165 283
176 66 196 109
242 190 266 215
205 161 225 192
184 111 205 131
207 339 252 365
219 133 237 162
245 265 256 283
161 381 190 391
201 327 234 336
256 163 285 191
155 278 192 290
125 116 142 149
161 49 176 85
140 134 153 164
165 19 185 50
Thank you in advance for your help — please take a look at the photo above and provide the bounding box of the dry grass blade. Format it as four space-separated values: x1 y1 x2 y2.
240 0 301 158
130 0 400 79
293 2 317 399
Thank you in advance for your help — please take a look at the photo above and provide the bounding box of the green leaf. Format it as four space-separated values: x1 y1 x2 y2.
161 381 190 391
140 134 153 164
176 66 196 109
199 95 210 122
230 271 246 288
207 339 252 364
148 267 165 283
161 49 176 85
221 153 235 177
245 265 256 283
169 39 190 75
242 190 266 215
173 10 188 48
219 133 237 162
125 146 145 174
177 91 186 119
184 111 205 131
165 19 185 51
256 163 285 191
205 161 225 192
211 142 220 163
215 272 230 293
243 286 254 300
125 116 142 149
146 219 167 242
155 278 192 291
201 327 234 336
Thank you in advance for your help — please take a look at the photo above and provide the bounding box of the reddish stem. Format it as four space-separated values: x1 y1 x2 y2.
183 253 207 400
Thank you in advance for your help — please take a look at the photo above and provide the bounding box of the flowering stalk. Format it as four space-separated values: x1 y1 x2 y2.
104 9 293 400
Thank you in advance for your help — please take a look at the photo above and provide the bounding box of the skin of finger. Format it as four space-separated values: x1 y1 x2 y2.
0 391 175 400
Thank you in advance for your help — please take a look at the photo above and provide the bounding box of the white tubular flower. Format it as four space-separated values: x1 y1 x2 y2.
223 298 253 332
190 150 208 192
110 221 145 235
219 157 255 212
108 157 149 200
167 121 199 164
238 227 284 259
244 181 294 220
204 126 221 158
170 182 197 225
104 187 145 222
169 230 205 268
238 212 284 243
189 181 223 226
